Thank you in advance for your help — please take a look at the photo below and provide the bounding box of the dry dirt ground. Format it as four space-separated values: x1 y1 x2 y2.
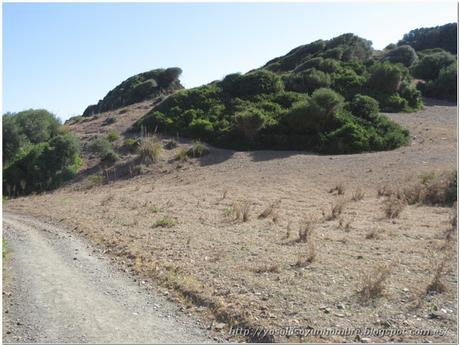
4 98 458 343
2 213 211 343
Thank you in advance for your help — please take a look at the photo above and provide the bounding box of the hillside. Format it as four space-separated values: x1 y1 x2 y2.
3 23 458 343
82 67 183 116
134 33 423 154
6 99 457 342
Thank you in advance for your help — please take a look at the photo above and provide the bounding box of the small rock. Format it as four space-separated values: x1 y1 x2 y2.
337 303 345 310
214 322 226 330
361 337 371 343
73 257 77 260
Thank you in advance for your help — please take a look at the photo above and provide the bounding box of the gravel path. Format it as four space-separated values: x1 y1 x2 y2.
2 212 211 344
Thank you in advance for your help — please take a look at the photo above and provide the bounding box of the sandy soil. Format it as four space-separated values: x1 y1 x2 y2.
5 99 458 343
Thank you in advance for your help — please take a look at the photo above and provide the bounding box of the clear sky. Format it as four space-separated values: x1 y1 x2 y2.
3 2 457 121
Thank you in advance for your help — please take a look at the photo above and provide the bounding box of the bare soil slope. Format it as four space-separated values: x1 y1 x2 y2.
5 100 457 343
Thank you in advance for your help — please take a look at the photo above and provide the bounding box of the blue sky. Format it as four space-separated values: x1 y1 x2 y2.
3 2 457 121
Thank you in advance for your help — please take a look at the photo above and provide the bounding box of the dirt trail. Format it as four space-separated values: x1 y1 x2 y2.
2 212 210 344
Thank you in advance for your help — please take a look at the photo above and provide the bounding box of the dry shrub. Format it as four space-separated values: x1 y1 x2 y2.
365 229 379 240
329 182 345 195
252 264 281 274
297 218 315 243
232 201 251 222
139 136 161 164
351 187 365 201
295 234 316 267
359 264 390 300
426 257 448 295
383 196 406 218
175 146 188 162
445 204 457 241
377 184 394 198
285 221 293 239
338 217 353 232
388 171 457 206
258 199 281 219
326 198 347 220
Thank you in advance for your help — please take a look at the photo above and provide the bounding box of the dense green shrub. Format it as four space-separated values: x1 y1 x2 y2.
382 45 418 67
418 63 457 102
83 68 184 116
411 50 456 80
398 23 457 54
3 115 23 165
222 70 283 97
348 94 379 120
3 133 81 196
134 33 414 154
88 137 118 163
285 69 331 93
235 108 266 140
367 62 404 94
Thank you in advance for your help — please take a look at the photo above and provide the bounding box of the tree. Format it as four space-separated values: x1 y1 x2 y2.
13 109 60 144
382 45 418 67
398 23 457 54
3 114 23 165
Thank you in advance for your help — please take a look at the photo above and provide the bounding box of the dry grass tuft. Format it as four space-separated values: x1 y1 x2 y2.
365 229 379 240
285 221 293 240
338 217 353 232
383 196 406 219
139 136 161 164
297 218 315 243
426 258 448 295
232 201 251 222
258 200 280 219
326 198 347 220
329 182 345 195
351 187 365 201
295 236 316 267
377 184 394 198
175 146 188 162
252 264 281 274
359 264 390 300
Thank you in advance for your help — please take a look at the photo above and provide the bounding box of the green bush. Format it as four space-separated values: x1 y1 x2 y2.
106 129 120 142
222 70 283 97
133 33 413 155
187 118 214 139
398 23 457 54
411 50 456 80
382 45 418 67
367 62 404 94
418 63 457 101
235 108 266 140
83 68 183 116
285 68 331 93
348 94 379 120
3 133 81 195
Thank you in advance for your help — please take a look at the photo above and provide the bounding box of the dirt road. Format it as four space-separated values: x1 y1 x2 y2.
2 212 210 344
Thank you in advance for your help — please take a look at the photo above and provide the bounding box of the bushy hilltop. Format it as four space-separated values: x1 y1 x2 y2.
134 24 457 154
394 23 457 102
135 33 418 154
83 67 183 116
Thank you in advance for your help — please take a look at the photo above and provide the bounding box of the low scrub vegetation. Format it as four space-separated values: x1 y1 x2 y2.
152 217 176 228
83 68 183 116
139 136 161 164
3 110 81 196
359 264 391 301
88 137 119 163
134 34 416 154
